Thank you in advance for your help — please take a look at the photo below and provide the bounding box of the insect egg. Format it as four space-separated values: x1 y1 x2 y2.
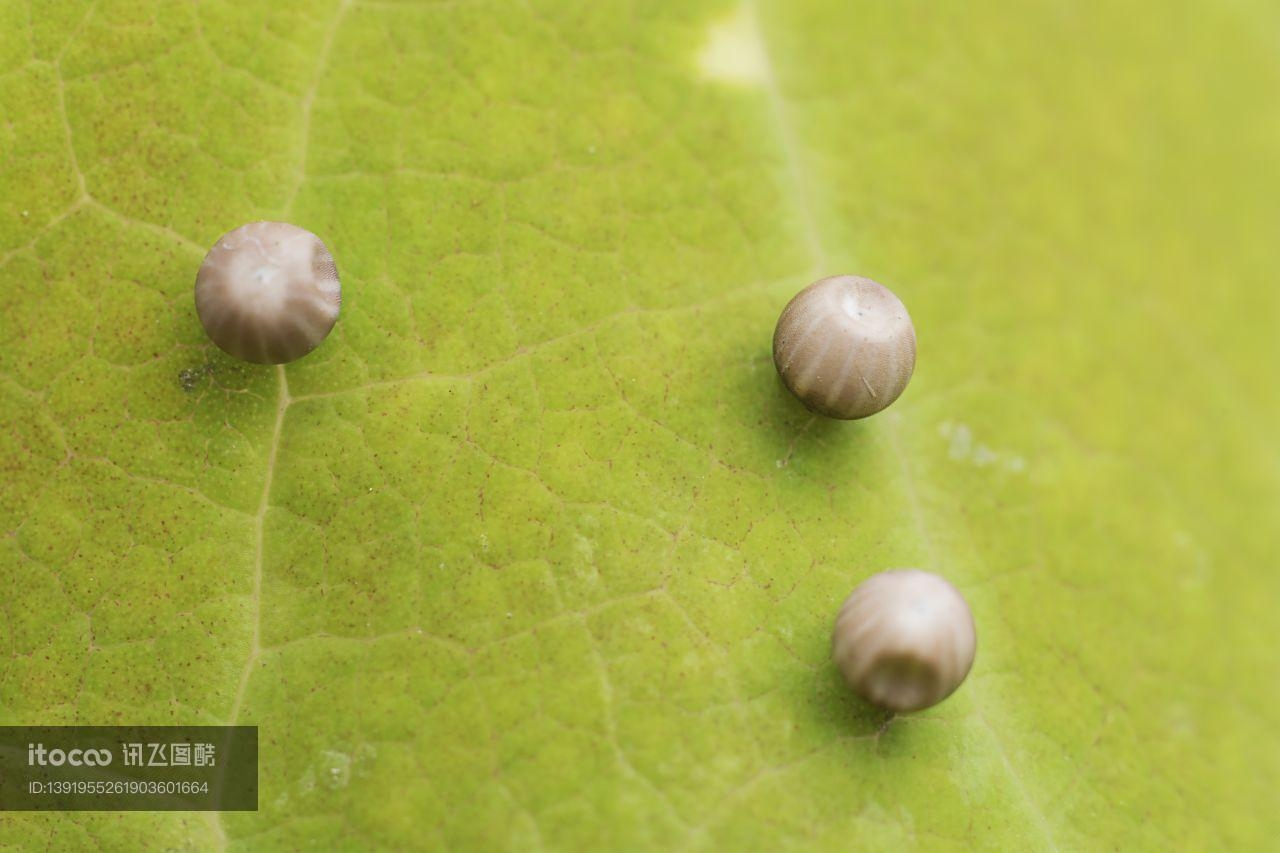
194 221 341 364
773 275 915 419
832 569 976 713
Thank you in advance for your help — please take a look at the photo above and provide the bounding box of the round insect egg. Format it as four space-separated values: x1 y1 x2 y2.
773 275 915 419
195 221 341 364
832 569 976 713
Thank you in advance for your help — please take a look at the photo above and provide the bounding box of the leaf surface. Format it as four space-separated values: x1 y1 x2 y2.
2 0 1277 849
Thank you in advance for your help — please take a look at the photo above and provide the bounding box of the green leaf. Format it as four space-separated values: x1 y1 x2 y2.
2 0 1277 848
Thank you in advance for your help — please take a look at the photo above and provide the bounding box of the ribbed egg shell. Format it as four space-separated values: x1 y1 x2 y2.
832 569 976 712
773 276 915 419
195 221 342 364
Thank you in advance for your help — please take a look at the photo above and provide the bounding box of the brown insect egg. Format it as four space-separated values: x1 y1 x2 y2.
832 569 976 713
772 275 915 419
195 221 341 364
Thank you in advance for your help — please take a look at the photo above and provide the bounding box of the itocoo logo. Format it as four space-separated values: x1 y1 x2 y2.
27 743 113 767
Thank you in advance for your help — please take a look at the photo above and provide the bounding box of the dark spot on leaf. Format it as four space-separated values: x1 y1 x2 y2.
178 363 215 392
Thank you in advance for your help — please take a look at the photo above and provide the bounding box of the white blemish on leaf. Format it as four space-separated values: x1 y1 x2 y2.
938 421 1026 473
320 750 352 790
697 4 767 86
972 444 1000 466
574 533 595 562
288 745 376 800
941 420 974 460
